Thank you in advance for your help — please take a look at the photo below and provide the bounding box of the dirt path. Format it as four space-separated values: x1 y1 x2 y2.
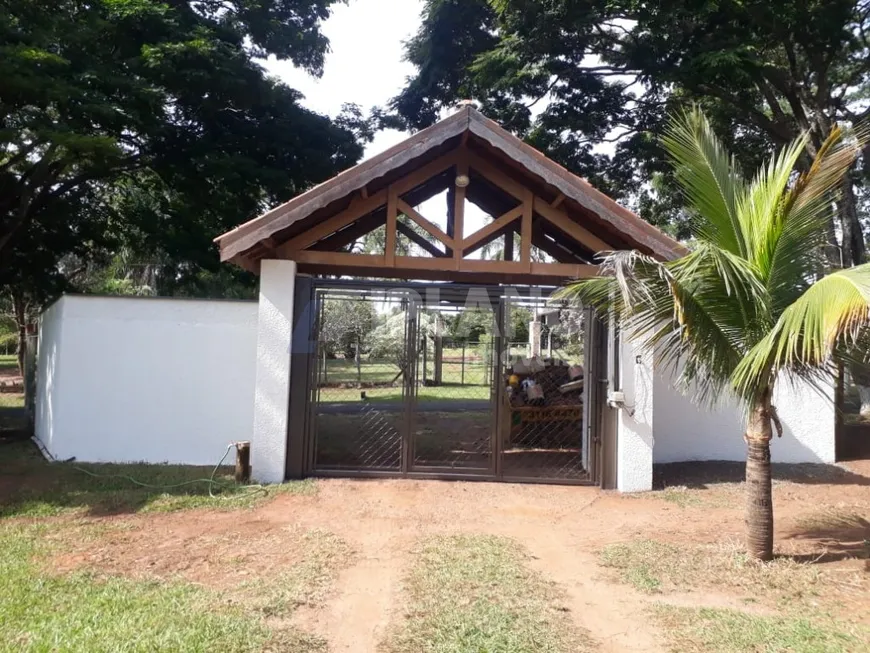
46 473 870 652
292 525 409 652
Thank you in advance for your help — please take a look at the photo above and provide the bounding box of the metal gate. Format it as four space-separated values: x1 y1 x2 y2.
305 282 599 484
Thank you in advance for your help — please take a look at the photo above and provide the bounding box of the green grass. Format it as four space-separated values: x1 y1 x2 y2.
319 383 491 403
1 440 316 518
599 538 869 612
653 605 868 653
382 534 596 653
0 521 346 652
0 393 24 408
0 353 17 370
0 523 270 653
600 540 676 593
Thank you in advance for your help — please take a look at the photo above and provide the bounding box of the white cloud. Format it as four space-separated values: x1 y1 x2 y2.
262 0 425 158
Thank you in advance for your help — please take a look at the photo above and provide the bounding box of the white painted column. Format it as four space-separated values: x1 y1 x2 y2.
251 260 296 484
616 339 654 492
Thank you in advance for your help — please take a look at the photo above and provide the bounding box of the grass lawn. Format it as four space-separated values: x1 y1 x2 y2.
1 440 315 518
318 383 491 403
653 606 865 653
0 353 18 370
0 520 348 653
600 538 870 652
0 440 345 653
382 534 596 653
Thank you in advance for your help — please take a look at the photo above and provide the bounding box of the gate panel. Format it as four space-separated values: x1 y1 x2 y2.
311 289 410 472
498 296 589 481
408 301 497 474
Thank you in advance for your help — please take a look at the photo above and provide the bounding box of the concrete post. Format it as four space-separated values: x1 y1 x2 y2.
616 339 654 492
251 259 296 484
529 321 542 358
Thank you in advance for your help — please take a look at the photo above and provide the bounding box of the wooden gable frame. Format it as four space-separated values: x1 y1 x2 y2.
216 106 686 284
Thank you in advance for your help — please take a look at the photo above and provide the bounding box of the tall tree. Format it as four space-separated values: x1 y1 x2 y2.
0 0 364 303
560 109 868 560
394 0 870 260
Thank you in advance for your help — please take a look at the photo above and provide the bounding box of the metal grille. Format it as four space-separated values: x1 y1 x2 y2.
307 283 594 483
410 304 496 473
498 298 587 480
312 289 409 471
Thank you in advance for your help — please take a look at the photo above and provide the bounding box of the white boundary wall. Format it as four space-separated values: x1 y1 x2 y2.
653 373 836 465
615 343 836 491
35 295 258 466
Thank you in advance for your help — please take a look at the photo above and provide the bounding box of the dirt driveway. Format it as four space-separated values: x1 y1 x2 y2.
49 461 870 653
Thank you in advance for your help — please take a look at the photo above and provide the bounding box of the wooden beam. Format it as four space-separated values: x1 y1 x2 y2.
393 150 460 196
460 204 523 255
453 161 468 263
532 221 590 263
360 185 369 199
386 186 397 266
445 184 456 257
397 198 454 248
466 150 527 201
311 210 384 251
284 250 387 268
530 262 597 279
397 221 447 258
278 189 388 254
504 229 515 261
551 192 566 208
395 256 457 272
521 190 533 271
533 197 612 254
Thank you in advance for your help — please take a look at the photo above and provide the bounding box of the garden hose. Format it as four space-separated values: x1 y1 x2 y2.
33 440 268 500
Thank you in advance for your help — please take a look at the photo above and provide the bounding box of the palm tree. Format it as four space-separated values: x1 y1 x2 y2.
558 108 869 561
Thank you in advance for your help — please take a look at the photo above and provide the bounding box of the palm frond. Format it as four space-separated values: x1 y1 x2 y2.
733 264 870 399
557 248 757 404
737 133 809 275
661 107 748 256
765 126 863 316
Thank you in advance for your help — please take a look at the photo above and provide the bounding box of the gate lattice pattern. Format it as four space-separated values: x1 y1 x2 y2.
309 286 591 483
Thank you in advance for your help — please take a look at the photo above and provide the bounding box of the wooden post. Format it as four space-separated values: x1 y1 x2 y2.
235 442 251 483
421 337 428 385
433 314 443 386
461 343 466 386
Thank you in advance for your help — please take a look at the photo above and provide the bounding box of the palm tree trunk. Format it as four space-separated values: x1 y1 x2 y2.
745 388 774 561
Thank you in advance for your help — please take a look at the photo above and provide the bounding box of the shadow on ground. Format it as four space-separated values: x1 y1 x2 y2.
654 460 870 490
0 439 258 518
786 517 870 564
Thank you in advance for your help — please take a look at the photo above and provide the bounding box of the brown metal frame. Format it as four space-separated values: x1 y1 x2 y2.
300 279 604 486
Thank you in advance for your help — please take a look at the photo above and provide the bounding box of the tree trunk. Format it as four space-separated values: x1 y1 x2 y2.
745 388 774 561
12 292 27 375
839 177 865 267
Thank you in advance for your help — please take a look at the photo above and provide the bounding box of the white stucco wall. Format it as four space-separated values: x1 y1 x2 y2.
34 297 65 455
616 339 655 492
250 260 297 484
34 295 258 466
653 373 836 464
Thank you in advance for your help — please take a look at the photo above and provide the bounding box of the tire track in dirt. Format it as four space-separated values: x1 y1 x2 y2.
518 530 667 653
293 524 409 652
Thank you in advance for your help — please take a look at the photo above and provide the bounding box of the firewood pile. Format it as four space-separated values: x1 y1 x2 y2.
505 358 584 409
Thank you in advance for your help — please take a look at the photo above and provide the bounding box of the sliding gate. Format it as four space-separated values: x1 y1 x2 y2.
306 283 600 484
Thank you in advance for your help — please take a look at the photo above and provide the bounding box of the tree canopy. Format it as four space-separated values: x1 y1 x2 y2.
0 0 366 305
393 0 870 263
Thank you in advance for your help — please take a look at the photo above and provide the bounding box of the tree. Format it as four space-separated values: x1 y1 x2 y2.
0 0 364 306
559 108 869 560
393 0 870 258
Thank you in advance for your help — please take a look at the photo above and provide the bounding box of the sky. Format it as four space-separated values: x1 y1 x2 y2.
263 0 425 160
262 0 492 244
